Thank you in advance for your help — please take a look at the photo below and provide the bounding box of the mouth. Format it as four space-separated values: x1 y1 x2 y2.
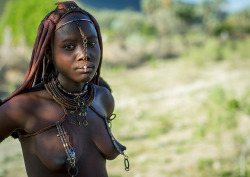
75 65 95 73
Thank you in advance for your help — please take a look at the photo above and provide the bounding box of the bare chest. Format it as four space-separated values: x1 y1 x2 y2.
20 110 107 173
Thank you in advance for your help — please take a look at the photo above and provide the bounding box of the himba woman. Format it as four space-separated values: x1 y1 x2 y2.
0 1 129 176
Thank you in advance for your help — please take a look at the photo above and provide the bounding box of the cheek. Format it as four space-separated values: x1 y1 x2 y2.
54 48 72 63
93 46 101 63
53 54 72 72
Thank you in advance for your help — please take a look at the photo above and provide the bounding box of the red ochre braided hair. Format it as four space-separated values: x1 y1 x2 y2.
1 1 103 105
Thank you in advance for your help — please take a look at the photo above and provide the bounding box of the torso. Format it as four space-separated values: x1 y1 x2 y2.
15 84 117 177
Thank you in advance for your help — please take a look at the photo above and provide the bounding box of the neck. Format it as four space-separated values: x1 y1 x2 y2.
57 75 85 93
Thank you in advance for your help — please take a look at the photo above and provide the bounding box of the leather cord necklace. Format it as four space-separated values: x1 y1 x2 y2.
44 75 95 126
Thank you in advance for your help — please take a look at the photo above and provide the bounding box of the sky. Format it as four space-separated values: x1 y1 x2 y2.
181 0 250 12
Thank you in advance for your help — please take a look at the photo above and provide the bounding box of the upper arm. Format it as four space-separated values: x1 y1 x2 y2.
0 96 27 141
99 86 115 118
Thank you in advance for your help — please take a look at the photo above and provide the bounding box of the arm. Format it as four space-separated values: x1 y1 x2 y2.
0 96 26 143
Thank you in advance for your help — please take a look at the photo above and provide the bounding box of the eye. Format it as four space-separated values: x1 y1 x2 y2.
88 41 96 47
63 44 75 51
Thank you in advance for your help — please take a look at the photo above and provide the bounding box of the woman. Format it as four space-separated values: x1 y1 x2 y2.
0 1 128 177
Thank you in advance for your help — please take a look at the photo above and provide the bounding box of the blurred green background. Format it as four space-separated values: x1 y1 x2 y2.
0 0 250 177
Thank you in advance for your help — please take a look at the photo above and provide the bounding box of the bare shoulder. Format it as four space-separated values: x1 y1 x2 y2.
0 85 50 139
5 84 47 106
93 84 115 118
0 84 51 124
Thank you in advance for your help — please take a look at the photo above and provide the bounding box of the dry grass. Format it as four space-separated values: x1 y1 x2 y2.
102 58 250 177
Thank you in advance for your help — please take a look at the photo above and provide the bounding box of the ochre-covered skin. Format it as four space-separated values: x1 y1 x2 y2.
0 83 119 177
0 2 123 176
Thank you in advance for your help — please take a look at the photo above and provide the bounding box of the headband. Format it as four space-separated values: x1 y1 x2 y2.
54 18 95 32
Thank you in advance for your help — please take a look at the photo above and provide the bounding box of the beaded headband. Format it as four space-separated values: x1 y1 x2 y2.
54 18 95 32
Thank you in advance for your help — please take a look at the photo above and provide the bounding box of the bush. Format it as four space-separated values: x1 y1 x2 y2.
0 0 58 45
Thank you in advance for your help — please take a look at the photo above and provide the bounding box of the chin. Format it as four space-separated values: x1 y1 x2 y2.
76 75 94 83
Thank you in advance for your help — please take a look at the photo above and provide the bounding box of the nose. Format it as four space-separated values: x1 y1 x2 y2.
76 46 89 61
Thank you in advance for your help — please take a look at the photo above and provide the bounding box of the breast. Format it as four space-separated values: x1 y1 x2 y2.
33 128 70 171
20 122 100 172
19 107 119 174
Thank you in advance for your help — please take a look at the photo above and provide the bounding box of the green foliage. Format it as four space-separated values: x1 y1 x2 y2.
222 7 250 37
194 86 241 138
197 0 227 33
1 0 250 67
0 0 8 17
196 157 243 177
147 114 173 138
197 158 214 171
141 0 163 13
212 7 250 38
240 85 250 115
0 0 58 45
183 37 250 64
213 23 233 36
172 1 200 25
1 0 250 48
95 10 157 41
227 99 240 110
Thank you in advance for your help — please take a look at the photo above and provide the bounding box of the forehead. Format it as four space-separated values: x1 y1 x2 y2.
57 12 92 27
54 12 97 41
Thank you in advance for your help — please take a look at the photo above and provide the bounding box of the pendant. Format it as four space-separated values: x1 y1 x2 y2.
78 120 88 126
78 111 88 126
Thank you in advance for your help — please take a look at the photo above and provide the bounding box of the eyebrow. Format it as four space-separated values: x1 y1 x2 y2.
57 35 98 44
57 38 77 43
87 35 98 39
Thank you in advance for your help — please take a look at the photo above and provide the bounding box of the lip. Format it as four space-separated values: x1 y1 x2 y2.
75 66 95 73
